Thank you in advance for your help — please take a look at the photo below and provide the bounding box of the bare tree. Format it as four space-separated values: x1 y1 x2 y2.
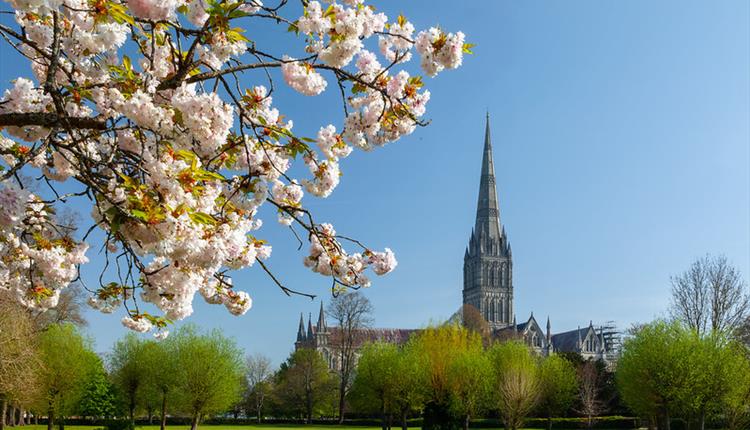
449 304 491 345
670 255 749 336
31 285 87 330
0 299 39 430
245 354 272 423
327 292 374 424
577 361 605 429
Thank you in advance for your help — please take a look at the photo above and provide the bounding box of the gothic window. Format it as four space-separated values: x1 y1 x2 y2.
489 265 495 286
489 301 495 322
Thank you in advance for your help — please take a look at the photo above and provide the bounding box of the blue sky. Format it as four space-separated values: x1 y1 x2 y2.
1 0 748 365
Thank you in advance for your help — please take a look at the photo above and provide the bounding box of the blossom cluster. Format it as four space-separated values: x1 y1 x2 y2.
0 182 89 311
0 0 468 336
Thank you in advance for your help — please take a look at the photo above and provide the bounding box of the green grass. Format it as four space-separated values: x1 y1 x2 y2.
20 425 423 430
20 425 635 430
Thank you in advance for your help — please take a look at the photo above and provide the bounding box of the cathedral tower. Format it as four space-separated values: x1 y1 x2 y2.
463 113 514 330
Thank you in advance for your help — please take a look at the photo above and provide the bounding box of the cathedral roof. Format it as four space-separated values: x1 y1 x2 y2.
308 326 418 347
551 325 596 352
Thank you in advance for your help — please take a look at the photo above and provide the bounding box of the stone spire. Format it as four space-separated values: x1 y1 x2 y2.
296 313 306 342
316 301 327 333
307 313 314 339
474 112 502 240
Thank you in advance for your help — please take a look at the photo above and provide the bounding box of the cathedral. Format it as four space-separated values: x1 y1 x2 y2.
295 114 618 367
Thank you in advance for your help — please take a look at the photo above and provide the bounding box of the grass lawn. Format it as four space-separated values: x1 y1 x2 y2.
20 425 424 430
16 425 567 430
20 425 635 430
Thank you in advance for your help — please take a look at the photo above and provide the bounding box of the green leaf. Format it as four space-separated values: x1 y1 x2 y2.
196 169 226 181
189 212 217 225
130 209 148 221
462 43 476 55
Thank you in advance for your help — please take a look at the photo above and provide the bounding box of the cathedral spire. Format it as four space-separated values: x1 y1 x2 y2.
475 113 502 240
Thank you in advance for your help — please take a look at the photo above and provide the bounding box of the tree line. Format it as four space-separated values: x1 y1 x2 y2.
248 322 621 430
2 254 749 430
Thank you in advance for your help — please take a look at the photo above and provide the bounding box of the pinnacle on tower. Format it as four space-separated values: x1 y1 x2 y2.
296 313 306 342
307 313 314 339
316 301 327 332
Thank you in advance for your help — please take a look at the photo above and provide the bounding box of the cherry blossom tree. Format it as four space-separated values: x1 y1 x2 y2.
0 0 471 337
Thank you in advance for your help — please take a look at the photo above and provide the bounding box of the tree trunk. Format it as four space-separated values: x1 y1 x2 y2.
46 403 54 430
380 397 386 430
18 408 24 427
463 414 470 430
8 405 15 427
128 401 135 428
547 414 553 430
190 413 200 430
1 398 7 430
256 403 262 424
665 411 671 430
305 391 312 424
699 411 705 430
337 377 346 425
160 392 167 430
400 407 408 430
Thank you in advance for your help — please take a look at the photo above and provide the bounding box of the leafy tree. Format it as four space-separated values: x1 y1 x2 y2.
488 341 541 430
171 326 244 430
447 346 492 430
538 355 577 430
274 348 334 423
411 324 481 430
349 342 400 429
723 344 750 430
616 321 692 430
109 334 147 427
392 343 428 430
77 362 118 419
676 331 748 430
34 324 99 430
141 339 180 430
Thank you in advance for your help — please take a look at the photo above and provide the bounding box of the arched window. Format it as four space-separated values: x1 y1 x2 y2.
489 301 495 322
